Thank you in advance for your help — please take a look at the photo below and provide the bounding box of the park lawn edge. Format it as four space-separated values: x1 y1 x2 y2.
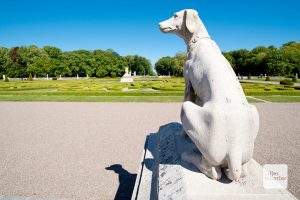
1 95 299 102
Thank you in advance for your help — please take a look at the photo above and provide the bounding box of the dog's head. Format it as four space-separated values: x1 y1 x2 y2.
159 9 200 36
159 9 208 42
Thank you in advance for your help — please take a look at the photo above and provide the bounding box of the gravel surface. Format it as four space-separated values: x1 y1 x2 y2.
0 102 299 199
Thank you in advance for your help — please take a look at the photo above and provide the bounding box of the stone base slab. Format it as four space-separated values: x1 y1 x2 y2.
132 123 297 200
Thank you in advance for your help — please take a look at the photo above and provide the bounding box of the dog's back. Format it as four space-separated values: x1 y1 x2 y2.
186 38 248 107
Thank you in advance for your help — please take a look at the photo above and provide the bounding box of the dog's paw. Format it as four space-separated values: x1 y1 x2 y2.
210 166 222 180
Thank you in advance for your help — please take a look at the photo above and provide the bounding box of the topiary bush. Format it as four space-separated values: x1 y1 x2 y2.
4 76 9 82
280 79 294 86
52 77 57 80
28 73 33 81
265 76 270 81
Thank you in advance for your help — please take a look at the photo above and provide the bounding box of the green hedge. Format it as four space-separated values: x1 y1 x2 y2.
280 79 294 86
245 91 300 96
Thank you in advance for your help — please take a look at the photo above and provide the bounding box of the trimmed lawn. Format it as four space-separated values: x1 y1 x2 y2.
253 96 300 103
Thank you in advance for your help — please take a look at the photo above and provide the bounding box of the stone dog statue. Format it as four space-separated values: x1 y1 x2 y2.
159 9 259 181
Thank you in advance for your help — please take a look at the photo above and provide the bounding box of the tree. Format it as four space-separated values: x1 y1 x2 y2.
105 48 120 58
223 52 235 68
0 47 8 77
155 56 174 76
1 41 299 78
155 53 186 76
281 42 300 75
265 49 289 76
43 46 62 59
5 47 29 78
172 53 185 76
26 46 52 77
124 55 154 76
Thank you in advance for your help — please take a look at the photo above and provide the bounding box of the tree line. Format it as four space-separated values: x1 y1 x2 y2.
0 45 155 78
155 41 300 77
1 41 299 79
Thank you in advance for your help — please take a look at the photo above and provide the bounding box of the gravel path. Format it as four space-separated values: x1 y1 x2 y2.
0 102 299 199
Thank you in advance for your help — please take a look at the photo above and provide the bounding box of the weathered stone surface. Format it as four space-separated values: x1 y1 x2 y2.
159 9 259 181
132 123 296 200
120 67 133 82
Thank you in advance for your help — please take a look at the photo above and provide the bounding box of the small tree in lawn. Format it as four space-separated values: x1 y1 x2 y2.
265 75 270 81
4 76 9 82
29 73 33 81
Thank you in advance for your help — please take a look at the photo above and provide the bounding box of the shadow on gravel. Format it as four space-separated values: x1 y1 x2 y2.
105 164 137 200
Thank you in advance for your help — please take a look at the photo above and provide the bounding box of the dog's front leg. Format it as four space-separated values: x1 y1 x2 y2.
183 79 195 102
181 76 196 137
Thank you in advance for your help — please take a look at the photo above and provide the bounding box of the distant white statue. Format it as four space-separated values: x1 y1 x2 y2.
120 67 133 82
159 9 259 181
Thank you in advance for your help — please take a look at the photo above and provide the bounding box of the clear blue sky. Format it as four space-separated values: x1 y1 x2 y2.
0 0 299 64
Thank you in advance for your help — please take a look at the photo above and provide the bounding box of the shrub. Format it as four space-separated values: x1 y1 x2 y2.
29 73 33 81
4 76 9 82
277 87 293 91
152 85 162 90
294 86 300 90
280 79 294 86
246 91 300 96
265 76 270 81
52 77 57 80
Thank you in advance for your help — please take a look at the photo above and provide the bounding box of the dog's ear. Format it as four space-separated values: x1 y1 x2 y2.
185 9 198 34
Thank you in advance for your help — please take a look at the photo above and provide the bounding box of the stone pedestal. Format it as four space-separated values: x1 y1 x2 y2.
120 77 133 83
132 123 296 200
